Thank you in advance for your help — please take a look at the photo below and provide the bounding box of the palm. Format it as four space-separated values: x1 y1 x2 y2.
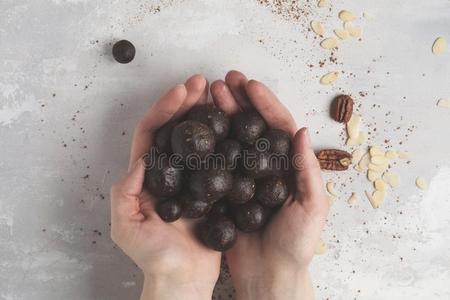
121 191 221 281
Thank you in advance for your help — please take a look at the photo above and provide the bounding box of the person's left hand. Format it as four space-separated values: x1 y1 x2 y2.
110 75 221 300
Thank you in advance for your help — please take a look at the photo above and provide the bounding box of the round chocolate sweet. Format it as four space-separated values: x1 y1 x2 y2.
112 40 136 64
156 199 182 222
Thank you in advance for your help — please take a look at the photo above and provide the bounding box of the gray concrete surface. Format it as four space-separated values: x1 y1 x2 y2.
1 0 450 299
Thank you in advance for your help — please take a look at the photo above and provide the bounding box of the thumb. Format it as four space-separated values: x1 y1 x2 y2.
292 128 327 208
111 157 146 222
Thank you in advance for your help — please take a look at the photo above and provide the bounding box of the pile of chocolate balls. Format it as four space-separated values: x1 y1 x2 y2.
145 104 293 251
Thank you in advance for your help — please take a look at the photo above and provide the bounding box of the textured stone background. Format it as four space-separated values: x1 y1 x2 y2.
1 0 449 299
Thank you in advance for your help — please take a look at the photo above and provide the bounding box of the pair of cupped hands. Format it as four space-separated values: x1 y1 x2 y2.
110 71 330 300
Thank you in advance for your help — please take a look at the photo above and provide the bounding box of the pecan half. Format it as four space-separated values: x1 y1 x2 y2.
331 95 354 123
317 149 352 171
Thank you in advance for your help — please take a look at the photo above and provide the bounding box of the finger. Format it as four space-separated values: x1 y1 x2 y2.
129 84 187 168
111 158 146 223
210 80 241 114
173 74 207 118
225 70 252 110
292 128 328 211
198 80 209 104
245 80 297 136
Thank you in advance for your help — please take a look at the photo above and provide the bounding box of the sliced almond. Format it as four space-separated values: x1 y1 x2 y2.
347 192 358 206
326 181 338 197
356 131 367 144
354 164 365 173
374 179 387 191
365 190 379 209
416 177 428 190
369 146 384 157
320 71 339 85
432 37 447 55
358 152 371 170
320 37 338 49
437 99 450 109
371 155 389 165
334 28 349 40
397 151 412 159
346 114 361 139
317 0 327 8
339 10 356 22
385 150 398 159
367 170 382 182
347 131 367 145
372 190 386 207
383 172 400 188
351 148 364 164
315 239 327 255
363 12 373 20
368 162 389 173
343 21 362 37
311 20 325 37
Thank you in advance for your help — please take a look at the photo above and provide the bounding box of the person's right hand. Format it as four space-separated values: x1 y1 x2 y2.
110 75 221 300
211 71 330 300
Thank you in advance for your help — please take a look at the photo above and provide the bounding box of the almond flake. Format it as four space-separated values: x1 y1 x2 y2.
311 21 325 37
347 193 358 206
432 37 447 55
363 12 373 20
343 22 362 37
371 155 389 165
437 99 450 109
385 150 398 159
368 162 389 173
383 172 400 188
397 151 412 159
358 152 371 170
374 179 387 191
334 28 350 40
339 10 356 22
315 239 327 255
367 170 382 182
320 37 338 49
369 146 384 157
365 190 383 209
326 181 338 197
320 71 339 85
416 177 428 190
351 148 364 164
317 0 327 8
346 114 361 139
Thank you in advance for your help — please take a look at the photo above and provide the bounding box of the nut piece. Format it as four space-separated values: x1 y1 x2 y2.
317 149 352 171
326 181 338 197
351 148 364 164
358 152 371 170
320 71 339 85
331 94 354 123
366 190 386 209
369 146 384 157
383 172 400 188
334 28 350 40
371 155 389 165
437 99 450 109
385 150 398 159
347 192 358 206
432 37 447 55
315 239 327 255
339 10 356 21
397 151 412 159
416 176 428 190
344 22 362 38
317 0 327 8
346 113 361 139
374 179 387 191
311 21 325 36
367 170 382 182
320 37 338 49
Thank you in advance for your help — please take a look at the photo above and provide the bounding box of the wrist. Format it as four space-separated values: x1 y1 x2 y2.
140 273 214 300
234 267 314 300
